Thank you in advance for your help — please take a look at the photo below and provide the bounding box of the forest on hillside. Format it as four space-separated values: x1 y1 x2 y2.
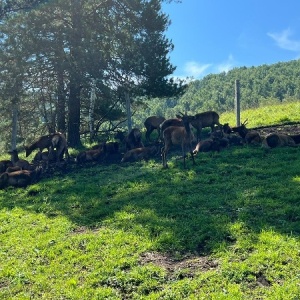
133 59 300 127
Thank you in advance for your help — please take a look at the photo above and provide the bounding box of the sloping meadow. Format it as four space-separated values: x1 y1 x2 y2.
0 140 300 299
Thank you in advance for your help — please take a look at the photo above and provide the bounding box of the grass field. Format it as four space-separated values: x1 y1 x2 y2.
0 102 300 299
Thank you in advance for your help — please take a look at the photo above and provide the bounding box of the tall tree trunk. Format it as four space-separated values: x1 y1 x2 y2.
67 79 82 147
67 0 82 147
57 69 66 133
11 99 18 150
89 79 96 141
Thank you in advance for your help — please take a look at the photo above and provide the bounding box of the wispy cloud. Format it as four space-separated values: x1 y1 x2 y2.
184 61 212 78
172 55 237 81
268 28 300 51
215 54 236 73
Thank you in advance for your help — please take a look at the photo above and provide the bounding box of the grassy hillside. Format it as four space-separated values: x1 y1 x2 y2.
220 101 300 128
0 103 300 299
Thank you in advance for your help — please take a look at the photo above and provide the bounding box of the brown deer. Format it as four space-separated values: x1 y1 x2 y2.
231 120 261 145
76 148 105 164
25 134 56 157
125 128 144 151
216 123 244 146
5 166 22 173
193 139 222 155
161 113 196 169
8 149 31 170
144 116 165 142
189 111 221 142
49 132 69 163
0 160 13 173
290 134 300 144
121 145 159 163
262 133 297 148
158 117 183 141
0 167 42 189
33 150 57 163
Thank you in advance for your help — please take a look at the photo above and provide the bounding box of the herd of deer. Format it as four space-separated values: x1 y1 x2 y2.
1 111 299 189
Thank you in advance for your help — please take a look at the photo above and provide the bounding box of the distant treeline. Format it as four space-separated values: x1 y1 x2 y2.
134 59 300 127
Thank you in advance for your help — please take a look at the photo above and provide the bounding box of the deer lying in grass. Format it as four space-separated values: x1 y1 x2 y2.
125 128 144 151
193 139 222 155
121 145 159 163
0 160 13 173
144 116 166 142
290 134 300 144
76 148 105 164
262 133 298 148
8 149 31 170
92 141 120 154
188 111 222 142
193 129 229 156
5 166 22 173
161 113 196 169
0 167 42 189
215 123 244 147
33 150 57 163
231 119 261 145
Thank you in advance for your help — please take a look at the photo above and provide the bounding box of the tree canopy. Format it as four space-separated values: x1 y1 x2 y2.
0 0 184 149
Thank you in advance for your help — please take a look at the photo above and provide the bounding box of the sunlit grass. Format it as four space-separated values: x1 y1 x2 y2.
220 101 300 127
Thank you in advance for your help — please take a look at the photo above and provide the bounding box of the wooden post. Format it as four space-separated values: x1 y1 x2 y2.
235 79 240 126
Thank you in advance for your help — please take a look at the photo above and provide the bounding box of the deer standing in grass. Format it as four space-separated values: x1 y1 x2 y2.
161 113 196 169
144 116 165 142
189 111 221 142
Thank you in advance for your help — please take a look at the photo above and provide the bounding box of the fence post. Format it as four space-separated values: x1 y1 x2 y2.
235 79 240 126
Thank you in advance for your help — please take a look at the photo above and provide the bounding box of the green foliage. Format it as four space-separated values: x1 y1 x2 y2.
174 60 300 115
0 103 300 299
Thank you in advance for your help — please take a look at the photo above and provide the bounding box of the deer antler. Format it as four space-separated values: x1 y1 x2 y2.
242 118 248 126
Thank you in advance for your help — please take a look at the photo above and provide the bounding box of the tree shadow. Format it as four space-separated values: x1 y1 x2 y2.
0 145 299 255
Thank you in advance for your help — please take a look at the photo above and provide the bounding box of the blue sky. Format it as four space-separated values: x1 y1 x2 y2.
162 0 300 79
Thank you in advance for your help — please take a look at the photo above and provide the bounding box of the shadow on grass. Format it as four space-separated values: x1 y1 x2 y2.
0 145 300 255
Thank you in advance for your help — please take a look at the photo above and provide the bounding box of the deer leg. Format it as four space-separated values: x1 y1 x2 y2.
147 127 154 143
161 146 168 168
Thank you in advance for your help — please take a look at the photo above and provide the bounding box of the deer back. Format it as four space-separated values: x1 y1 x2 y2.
144 116 165 130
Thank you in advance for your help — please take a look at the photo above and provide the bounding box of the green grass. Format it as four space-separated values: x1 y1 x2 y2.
1 102 300 299
220 101 300 127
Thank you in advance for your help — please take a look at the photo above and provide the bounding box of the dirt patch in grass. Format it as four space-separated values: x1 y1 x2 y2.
253 122 300 136
139 252 218 279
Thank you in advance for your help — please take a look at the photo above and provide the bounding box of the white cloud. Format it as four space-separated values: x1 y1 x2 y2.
184 61 212 78
172 56 237 81
268 28 300 52
215 54 235 73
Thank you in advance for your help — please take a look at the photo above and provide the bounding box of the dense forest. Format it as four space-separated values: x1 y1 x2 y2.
133 59 300 128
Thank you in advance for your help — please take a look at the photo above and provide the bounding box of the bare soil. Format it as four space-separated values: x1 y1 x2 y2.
139 252 218 279
252 122 300 137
